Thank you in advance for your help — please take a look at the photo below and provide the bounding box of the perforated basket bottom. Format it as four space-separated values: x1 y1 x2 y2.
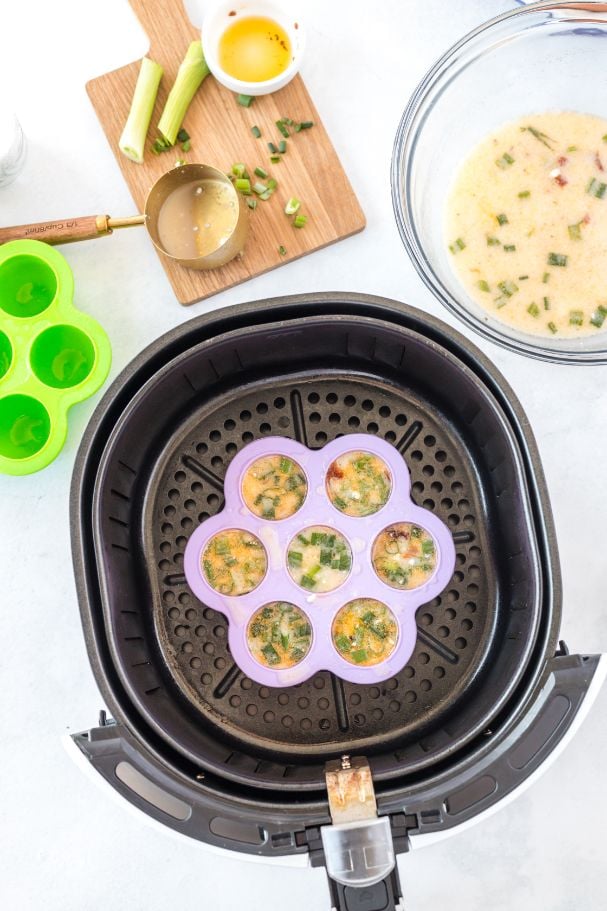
149 372 496 756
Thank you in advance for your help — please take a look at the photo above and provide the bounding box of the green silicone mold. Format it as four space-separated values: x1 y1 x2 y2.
0 239 111 475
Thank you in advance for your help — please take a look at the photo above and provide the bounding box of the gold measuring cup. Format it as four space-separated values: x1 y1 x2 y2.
0 164 249 271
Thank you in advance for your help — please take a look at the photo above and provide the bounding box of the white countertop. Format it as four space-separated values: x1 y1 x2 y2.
1 1 606 909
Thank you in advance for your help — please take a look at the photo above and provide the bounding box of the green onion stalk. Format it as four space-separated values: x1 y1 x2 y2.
119 56 163 164
158 41 210 145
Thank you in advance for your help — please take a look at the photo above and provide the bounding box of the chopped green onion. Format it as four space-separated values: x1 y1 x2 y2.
518 190 531 198
151 136 172 155
251 125 262 138
119 56 164 163
521 125 555 149
276 120 290 137
496 213 509 226
268 141 278 153
496 152 515 169
284 197 301 215
503 244 516 252
235 177 251 194
587 177 607 198
293 214 308 228
568 222 582 241
181 139 191 152
543 296 550 310
232 162 246 177
518 275 529 281
590 305 607 328
567 145 577 152
486 235 501 246
287 551 303 567
278 245 287 256
267 178 277 190
158 41 209 145
527 303 540 318
279 139 287 153
449 237 466 253
254 166 268 179
177 128 190 142
295 121 314 131
548 252 568 267
497 280 518 297
477 280 490 293
253 181 268 195
548 321 558 334
237 93 254 107
174 158 186 167
542 272 550 283
246 198 257 210
351 649 368 664
270 154 281 163
569 310 584 326
259 189 273 200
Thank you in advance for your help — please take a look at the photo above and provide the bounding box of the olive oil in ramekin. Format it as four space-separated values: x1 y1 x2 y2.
218 16 291 82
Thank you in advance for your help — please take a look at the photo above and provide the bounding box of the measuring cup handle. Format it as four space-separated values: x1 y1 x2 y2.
0 215 111 246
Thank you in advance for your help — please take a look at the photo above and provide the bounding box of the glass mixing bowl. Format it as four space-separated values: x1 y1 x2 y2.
391 1 607 364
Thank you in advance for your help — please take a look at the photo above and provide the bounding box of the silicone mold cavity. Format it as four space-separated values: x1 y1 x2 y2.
0 240 111 475
184 434 456 686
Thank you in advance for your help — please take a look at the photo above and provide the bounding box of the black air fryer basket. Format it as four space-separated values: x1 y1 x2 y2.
70 293 603 911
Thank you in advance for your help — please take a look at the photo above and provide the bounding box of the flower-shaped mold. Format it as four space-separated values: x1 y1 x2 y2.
184 434 456 686
0 239 111 475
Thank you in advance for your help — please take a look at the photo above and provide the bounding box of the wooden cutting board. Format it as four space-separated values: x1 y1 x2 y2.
86 0 365 305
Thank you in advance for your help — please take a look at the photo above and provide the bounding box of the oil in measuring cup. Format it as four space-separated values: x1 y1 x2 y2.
157 178 239 259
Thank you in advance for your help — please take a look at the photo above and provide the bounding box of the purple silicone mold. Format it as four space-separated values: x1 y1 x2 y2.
184 434 456 687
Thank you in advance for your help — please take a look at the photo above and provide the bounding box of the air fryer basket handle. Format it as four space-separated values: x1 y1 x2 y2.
326 864 403 911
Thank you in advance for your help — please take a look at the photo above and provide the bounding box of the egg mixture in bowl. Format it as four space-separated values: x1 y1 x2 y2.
392 0 607 363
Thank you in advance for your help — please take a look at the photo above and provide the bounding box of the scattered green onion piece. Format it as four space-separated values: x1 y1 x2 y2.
253 181 268 195
496 213 509 226
569 310 584 326
246 198 257 210
527 303 540 318
119 56 164 164
487 235 501 246
542 272 550 283
543 296 550 310
181 139 191 152
497 280 518 297
151 137 172 155
548 321 558 334
449 237 466 253
477 280 490 293
521 125 555 149
293 214 308 228
267 178 277 190
568 222 582 241
251 125 262 138
300 121 314 130
278 245 287 256
232 163 246 178
518 190 531 198
268 141 278 153
177 128 190 143
548 252 568 267
496 152 515 169
270 154 281 163
518 275 529 281
259 190 273 200
567 145 578 152
254 166 268 179
284 197 301 215
174 158 186 167
158 41 210 145
237 93 254 107
503 244 516 252
590 305 607 328
279 140 287 153
587 177 607 198
276 120 290 137
235 177 251 194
